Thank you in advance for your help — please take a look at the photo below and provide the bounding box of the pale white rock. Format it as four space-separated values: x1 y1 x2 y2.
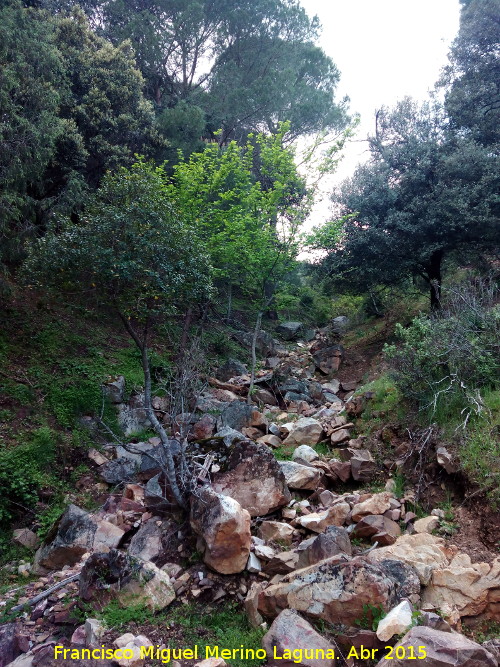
255 544 276 561
279 461 322 490
247 552 262 573
282 418 323 446
292 445 319 463
351 492 393 521
296 502 350 533
85 618 105 647
376 600 414 641
414 516 440 534
368 533 454 585
113 633 136 649
258 521 294 545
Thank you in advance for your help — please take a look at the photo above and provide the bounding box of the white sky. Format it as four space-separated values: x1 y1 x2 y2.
298 0 461 226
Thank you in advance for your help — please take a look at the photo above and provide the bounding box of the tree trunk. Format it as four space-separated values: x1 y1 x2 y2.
426 249 444 310
247 310 263 405
226 282 232 323
119 314 187 508
178 307 193 359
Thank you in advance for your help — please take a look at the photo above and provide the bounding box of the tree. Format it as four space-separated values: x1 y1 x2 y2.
24 161 213 507
98 0 348 144
0 1 65 271
441 0 500 147
317 99 499 308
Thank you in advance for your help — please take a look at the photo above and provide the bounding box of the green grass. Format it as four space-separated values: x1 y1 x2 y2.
94 600 266 667
459 388 500 507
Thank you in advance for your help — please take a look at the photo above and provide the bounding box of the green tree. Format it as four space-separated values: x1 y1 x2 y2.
24 161 213 507
317 99 499 308
0 1 65 271
441 0 500 147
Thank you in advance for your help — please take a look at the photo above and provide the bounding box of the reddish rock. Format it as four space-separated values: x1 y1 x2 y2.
191 414 216 440
213 441 290 516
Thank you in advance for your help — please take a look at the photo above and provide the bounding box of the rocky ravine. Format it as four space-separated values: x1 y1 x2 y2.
1 322 499 667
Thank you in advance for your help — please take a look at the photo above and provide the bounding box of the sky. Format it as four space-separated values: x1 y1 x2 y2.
298 0 462 226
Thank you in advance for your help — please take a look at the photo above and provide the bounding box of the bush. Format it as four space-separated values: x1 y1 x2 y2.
384 278 500 425
0 427 58 524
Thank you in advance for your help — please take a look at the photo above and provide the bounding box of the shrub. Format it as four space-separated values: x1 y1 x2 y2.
384 278 500 425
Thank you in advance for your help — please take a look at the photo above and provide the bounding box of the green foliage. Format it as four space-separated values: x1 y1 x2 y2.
167 602 266 667
0 427 58 524
384 280 500 424
354 603 386 631
274 282 334 326
320 99 499 307
98 600 154 629
24 160 213 322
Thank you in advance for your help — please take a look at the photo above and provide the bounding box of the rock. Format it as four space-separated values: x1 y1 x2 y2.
297 526 352 568
88 448 111 466
247 553 262 573
118 561 175 612
414 515 439 534
234 329 276 357
296 503 350 533
282 418 323 447
436 447 459 474
375 627 497 666
99 457 138 484
33 505 125 573
329 429 351 445
262 609 340 667
279 461 322 490
353 515 401 545
12 528 40 550
114 635 153 667
102 375 126 403
217 402 255 432
482 640 500 664
216 359 248 381
292 445 319 463
376 600 413 641
253 388 278 406
127 520 163 562
117 392 150 436
191 414 217 440
194 660 227 667
258 555 420 627
331 316 349 335
85 619 105 647
114 634 136 649
322 380 340 395
312 345 344 375
213 441 290 516
420 611 453 633
341 380 357 392
245 581 267 627
256 434 282 448
190 487 251 574
276 322 304 341
258 521 294 545
351 493 394 521
350 450 377 482
0 624 21 667
422 554 500 621
328 459 352 482
368 533 452 585
264 550 300 575
213 427 247 447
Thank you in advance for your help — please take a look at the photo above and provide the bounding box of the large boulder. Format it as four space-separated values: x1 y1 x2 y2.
351 492 393 521
282 418 323 447
33 505 125 573
276 322 304 341
234 329 276 356
217 402 255 432
297 526 352 568
368 533 453 585
257 555 420 627
213 441 290 516
422 554 500 622
216 359 248 381
279 461 322 491
127 520 164 562
295 502 351 532
375 627 497 667
331 317 349 335
79 550 175 612
312 346 344 375
190 487 251 574
262 609 340 667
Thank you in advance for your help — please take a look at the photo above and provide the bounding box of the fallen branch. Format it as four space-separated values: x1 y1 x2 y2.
10 573 80 614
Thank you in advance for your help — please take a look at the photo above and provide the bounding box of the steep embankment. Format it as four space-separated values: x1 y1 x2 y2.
1 316 499 667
